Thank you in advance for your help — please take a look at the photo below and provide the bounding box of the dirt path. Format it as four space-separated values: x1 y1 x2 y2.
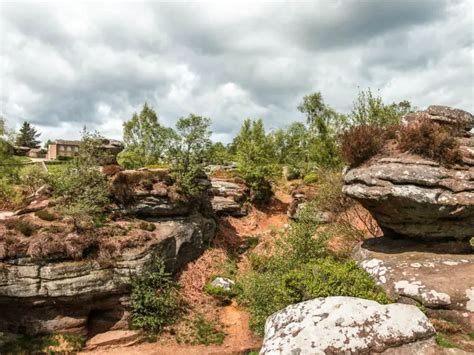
81 192 291 355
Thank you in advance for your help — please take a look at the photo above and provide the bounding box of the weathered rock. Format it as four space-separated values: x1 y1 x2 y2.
344 106 474 241
353 237 474 332
404 105 474 132
210 277 235 290
343 156 474 240
210 178 249 216
0 215 216 335
260 296 435 354
110 169 212 217
85 330 141 350
14 199 49 215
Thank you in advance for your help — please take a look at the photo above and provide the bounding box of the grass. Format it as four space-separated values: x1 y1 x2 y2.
0 334 84 354
436 333 459 349
45 163 68 175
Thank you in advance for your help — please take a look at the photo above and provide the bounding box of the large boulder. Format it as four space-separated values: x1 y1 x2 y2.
260 296 436 354
353 237 474 332
210 178 249 216
0 215 216 335
110 168 212 217
343 106 474 241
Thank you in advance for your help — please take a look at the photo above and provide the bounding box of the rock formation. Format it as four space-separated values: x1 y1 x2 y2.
260 296 439 354
343 105 474 336
210 177 249 216
343 105 473 241
0 168 216 336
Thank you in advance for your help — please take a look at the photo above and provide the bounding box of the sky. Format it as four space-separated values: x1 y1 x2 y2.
1 0 473 144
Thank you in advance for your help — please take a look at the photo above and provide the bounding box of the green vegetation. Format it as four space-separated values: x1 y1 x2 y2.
170 114 212 197
130 258 182 336
436 333 459 349
139 221 156 232
35 209 56 221
0 333 84 354
192 314 225 345
237 202 389 336
203 276 238 304
15 121 41 148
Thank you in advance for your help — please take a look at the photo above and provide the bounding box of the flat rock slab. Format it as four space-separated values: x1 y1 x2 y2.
261 296 435 354
85 330 141 349
353 237 474 331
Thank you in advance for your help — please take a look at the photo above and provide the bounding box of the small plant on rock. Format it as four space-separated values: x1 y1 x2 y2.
35 209 56 222
130 258 182 336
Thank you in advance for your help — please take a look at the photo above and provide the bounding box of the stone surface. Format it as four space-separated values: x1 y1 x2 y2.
260 296 435 354
343 156 474 240
0 215 216 335
344 106 474 241
353 237 474 332
210 277 235 290
14 199 49 215
210 178 249 216
85 330 141 350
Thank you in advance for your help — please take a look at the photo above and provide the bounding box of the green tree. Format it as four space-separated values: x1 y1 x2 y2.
208 142 233 165
15 121 41 148
119 103 176 168
234 119 276 203
297 93 346 168
171 114 212 197
349 88 413 127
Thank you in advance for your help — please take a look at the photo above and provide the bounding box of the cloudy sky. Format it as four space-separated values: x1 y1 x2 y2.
1 0 473 144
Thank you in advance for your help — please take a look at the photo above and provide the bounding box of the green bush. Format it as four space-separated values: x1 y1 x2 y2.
139 221 156 232
192 314 225 345
18 164 49 194
35 209 56 221
130 259 182 335
5 218 36 237
237 202 389 336
303 172 318 184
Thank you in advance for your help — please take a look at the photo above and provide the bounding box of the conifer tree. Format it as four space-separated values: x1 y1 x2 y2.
15 121 41 148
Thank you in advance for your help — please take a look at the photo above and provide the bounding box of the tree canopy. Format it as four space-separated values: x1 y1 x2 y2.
15 121 41 148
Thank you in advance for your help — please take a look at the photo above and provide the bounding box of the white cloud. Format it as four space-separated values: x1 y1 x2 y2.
0 0 472 144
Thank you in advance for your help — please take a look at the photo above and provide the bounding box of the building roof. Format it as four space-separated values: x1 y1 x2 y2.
54 140 81 146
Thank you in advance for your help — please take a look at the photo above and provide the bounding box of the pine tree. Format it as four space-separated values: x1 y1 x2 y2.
15 121 41 148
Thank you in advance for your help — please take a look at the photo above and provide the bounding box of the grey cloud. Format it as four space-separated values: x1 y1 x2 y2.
0 0 472 144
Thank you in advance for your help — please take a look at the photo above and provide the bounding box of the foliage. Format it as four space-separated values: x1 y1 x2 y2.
50 130 110 230
297 92 347 168
192 314 225 345
35 209 56 221
139 221 156 232
170 114 212 197
234 119 277 203
436 333 459 349
15 121 41 148
302 172 318 184
119 103 177 168
208 142 234 165
237 202 388 335
5 218 36 236
130 258 182 335
398 118 462 166
0 333 85 354
18 164 49 194
340 125 385 167
349 88 413 127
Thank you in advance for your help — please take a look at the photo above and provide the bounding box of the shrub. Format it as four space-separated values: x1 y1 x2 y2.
0 177 25 209
139 221 156 232
398 119 462 166
192 314 225 345
130 258 182 335
237 202 389 335
340 125 384 167
238 257 389 335
303 172 318 184
18 164 49 194
5 218 36 236
35 209 56 221
285 166 301 180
